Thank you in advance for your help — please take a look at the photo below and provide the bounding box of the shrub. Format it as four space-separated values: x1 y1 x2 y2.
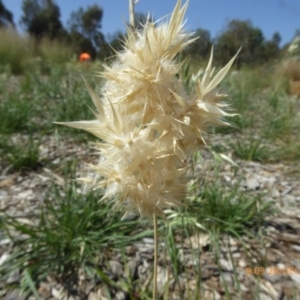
0 29 34 74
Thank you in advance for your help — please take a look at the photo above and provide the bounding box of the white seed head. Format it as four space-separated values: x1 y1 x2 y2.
56 0 237 218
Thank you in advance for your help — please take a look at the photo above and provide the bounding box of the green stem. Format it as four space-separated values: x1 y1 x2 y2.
153 214 158 300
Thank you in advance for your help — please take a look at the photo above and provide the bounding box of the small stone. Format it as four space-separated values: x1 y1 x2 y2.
68 296 81 300
283 195 296 204
292 245 300 252
38 283 51 299
188 234 210 249
290 273 300 284
0 238 11 246
156 266 169 293
200 268 211 280
282 284 298 297
109 260 123 277
0 252 10 266
260 280 280 299
125 258 138 279
239 283 248 292
222 272 233 283
205 264 219 271
142 238 154 244
281 186 293 196
115 291 126 300
203 289 221 300
6 271 20 284
4 289 26 300
51 286 64 299
232 252 241 258
219 258 233 271
277 263 285 269
263 272 282 283
266 250 278 263
238 258 247 268
88 288 109 300
0 190 8 200
271 188 280 198
244 175 260 190
125 245 137 255
257 293 273 300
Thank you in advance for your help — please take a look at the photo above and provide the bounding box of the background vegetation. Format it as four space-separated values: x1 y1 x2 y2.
0 0 300 299
0 0 299 70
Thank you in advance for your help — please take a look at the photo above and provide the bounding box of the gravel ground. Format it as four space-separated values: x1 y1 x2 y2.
0 134 300 300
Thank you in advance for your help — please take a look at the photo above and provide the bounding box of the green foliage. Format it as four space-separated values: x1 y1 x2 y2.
0 63 103 141
215 69 300 162
68 4 103 39
99 31 126 60
0 89 34 132
20 0 66 40
0 180 149 295
0 0 14 27
0 134 42 172
195 182 272 236
230 137 271 162
67 4 104 57
215 20 281 67
261 32 281 61
167 174 273 238
183 28 212 60
1 53 298 299
0 29 34 74
132 12 149 30
37 38 74 72
163 156 274 299
67 30 96 58
1 1 286 65
0 29 76 75
179 58 203 92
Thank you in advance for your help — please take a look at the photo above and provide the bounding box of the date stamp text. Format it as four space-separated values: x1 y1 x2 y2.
246 266 300 276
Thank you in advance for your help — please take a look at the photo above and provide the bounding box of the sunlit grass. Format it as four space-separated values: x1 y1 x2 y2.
0 176 152 296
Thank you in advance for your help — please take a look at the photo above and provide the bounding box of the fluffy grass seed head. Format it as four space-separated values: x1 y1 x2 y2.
56 0 237 218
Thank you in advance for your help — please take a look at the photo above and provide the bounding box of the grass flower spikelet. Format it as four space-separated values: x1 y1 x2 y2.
56 0 237 218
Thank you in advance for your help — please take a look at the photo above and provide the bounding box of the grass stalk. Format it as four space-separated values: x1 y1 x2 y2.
153 214 158 300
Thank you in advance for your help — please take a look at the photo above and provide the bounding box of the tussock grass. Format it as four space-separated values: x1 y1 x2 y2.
0 134 42 172
276 58 300 82
214 70 300 162
0 178 151 296
37 38 75 73
0 29 75 75
0 28 34 74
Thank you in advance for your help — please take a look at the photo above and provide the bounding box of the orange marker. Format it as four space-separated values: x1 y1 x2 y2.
79 52 91 62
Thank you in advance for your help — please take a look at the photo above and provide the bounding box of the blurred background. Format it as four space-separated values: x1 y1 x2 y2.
1 1 300 299
1 0 300 67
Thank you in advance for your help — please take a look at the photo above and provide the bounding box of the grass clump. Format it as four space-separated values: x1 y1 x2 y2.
0 29 75 75
37 38 75 74
0 134 42 172
230 137 271 162
0 29 34 75
0 69 97 140
0 180 150 296
194 182 272 236
276 58 300 82
167 177 273 239
213 70 300 163
0 92 35 134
